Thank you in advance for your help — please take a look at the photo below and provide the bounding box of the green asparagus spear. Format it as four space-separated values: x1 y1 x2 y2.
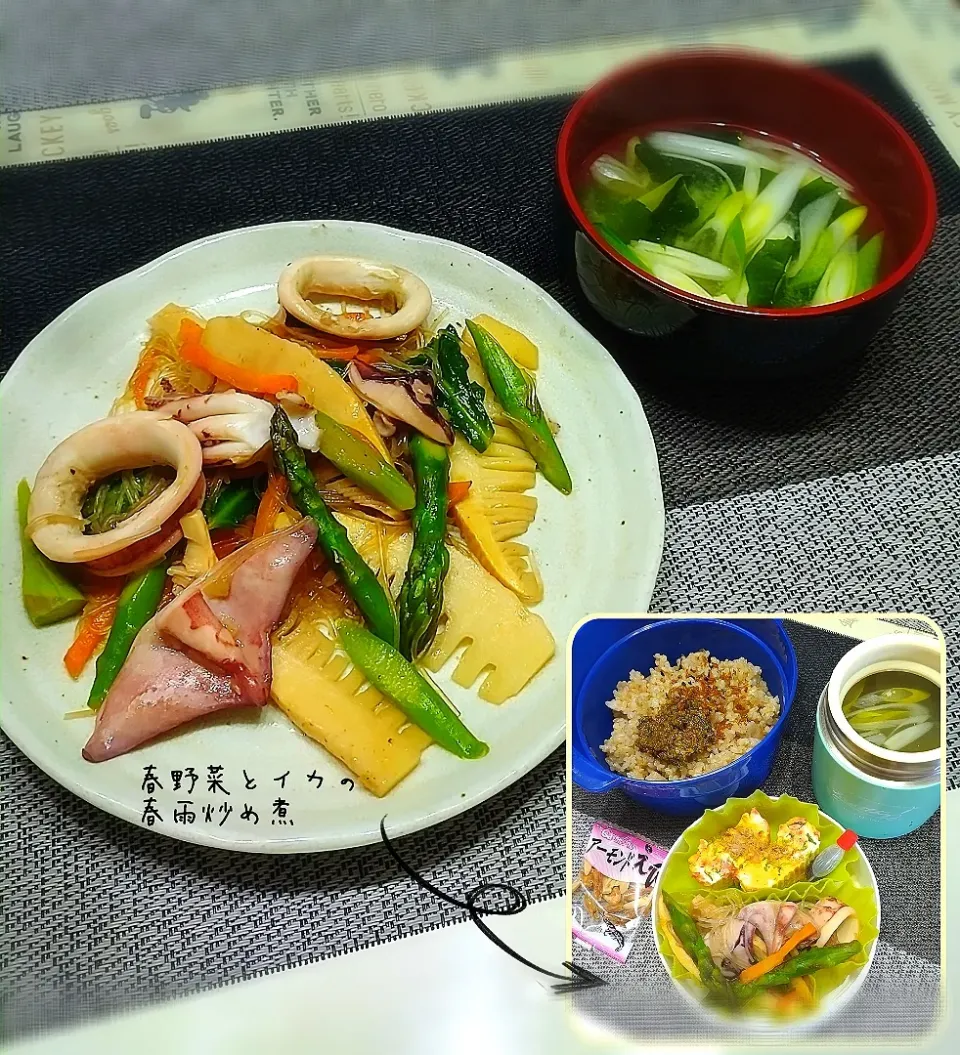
337 621 488 759
270 406 399 647
464 320 572 495
17 479 85 627
734 941 862 1000
313 409 415 510
662 894 731 996
203 476 263 530
397 434 450 660
432 326 494 452
87 561 168 710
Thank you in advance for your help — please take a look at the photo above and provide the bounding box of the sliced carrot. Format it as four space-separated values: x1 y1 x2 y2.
211 527 252 560
129 345 167 409
447 480 472 505
253 472 289 538
63 583 123 679
178 320 299 395
739 922 818 983
312 345 360 362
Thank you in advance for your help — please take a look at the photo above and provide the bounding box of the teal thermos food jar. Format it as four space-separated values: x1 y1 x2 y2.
813 634 941 839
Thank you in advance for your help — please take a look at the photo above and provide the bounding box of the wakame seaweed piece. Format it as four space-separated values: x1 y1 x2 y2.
648 180 700 243
598 198 652 242
792 177 838 214
595 223 644 265
744 236 797 306
581 182 652 241
634 141 732 232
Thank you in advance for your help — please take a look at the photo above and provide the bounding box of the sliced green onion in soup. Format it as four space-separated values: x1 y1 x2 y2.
743 163 761 202
884 721 935 751
589 154 652 198
645 260 713 298
639 174 682 212
740 163 809 251
740 136 855 192
646 131 781 172
812 237 858 305
632 240 735 282
685 190 747 260
778 205 867 306
854 233 884 295
789 190 839 276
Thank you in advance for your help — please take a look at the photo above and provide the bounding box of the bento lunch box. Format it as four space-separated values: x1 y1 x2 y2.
572 618 798 815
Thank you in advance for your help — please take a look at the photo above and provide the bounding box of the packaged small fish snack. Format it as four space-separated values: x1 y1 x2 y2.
571 821 668 963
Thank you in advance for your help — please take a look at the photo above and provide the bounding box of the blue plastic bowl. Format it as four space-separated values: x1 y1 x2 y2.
572 618 797 815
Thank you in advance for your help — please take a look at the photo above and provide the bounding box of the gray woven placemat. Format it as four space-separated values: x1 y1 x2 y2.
649 451 959 786
572 621 942 1041
0 743 564 1039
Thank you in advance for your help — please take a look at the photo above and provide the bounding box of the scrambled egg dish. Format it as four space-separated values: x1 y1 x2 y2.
689 808 820 891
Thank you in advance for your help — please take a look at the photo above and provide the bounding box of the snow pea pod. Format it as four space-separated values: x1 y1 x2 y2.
87 561 167 710
337 621 488 759
464 320 572 495
313 409 415 511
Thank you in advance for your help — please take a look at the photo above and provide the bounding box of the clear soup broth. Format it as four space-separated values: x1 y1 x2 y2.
842 669 940 753
580 123 885 309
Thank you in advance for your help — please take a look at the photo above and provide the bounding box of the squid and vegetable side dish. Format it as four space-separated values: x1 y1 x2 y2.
18 255 571 797
656 807 873 1020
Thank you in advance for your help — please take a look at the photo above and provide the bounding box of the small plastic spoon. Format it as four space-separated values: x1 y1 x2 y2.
810 829 859 878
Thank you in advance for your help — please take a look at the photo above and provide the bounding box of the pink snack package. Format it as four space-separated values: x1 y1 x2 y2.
571 821 668 964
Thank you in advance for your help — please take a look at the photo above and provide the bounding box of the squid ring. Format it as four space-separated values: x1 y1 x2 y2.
27 414 203 564
278 255 432 340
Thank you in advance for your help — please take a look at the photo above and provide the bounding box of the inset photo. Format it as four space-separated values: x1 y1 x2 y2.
568 614 943 1044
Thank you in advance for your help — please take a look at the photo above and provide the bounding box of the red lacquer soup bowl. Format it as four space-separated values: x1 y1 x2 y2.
557 49 937 378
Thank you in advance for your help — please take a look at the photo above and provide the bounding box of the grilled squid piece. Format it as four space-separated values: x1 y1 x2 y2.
150 390 272 464
278 255 432 340
346 360 453 445
27 415 203 564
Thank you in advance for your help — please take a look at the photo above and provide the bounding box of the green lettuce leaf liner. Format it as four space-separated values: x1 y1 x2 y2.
656 790 879 1012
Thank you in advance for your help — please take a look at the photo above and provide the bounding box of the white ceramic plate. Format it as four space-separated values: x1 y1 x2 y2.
652 797 880 1035
0 220 664 853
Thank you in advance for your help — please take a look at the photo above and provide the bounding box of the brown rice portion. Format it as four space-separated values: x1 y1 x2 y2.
600 650 780 781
